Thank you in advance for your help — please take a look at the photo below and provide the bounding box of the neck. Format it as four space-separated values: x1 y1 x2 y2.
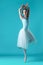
24 15 28 20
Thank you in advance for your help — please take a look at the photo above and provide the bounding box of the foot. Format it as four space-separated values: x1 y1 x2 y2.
24 55 27 62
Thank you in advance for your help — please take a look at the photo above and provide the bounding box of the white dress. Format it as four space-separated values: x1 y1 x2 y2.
17 18 35 49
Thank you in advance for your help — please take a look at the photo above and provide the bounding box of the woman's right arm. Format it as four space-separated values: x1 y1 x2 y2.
18 8 24 20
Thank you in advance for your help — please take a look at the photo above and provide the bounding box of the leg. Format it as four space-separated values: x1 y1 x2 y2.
24 49 27 62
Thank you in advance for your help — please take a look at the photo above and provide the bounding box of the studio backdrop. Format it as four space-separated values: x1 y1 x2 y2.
0 0 43 55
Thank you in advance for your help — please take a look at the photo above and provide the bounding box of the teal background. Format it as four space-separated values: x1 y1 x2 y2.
0 0 43 55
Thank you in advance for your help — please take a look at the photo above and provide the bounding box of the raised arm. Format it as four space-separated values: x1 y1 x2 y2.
18 8 24 20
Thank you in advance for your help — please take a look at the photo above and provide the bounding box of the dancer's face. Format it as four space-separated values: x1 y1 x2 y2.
23 10 27 18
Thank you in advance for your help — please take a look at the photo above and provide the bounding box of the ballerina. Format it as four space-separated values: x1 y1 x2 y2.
17 3 36 62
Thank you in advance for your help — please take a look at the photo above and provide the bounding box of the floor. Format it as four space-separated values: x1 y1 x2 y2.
0 55 43 65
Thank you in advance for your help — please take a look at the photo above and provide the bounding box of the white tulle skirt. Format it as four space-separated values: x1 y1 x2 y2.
17 28 35 49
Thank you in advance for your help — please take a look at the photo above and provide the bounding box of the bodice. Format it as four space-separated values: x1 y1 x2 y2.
22 18 29 30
